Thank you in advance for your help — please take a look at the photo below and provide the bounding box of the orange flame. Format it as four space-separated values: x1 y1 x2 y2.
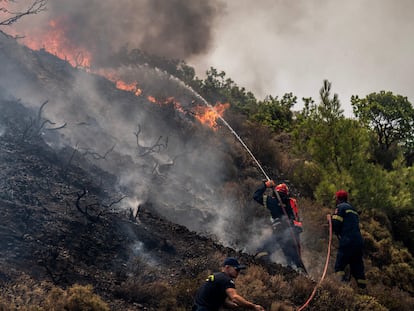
115 80 142 96
10 18 230 131
194 103 230 130
147 96 156 103
19 17 92 68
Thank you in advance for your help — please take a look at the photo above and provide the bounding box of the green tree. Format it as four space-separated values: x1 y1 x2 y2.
199 67 257 115
293 80 373 204
351 91 414 168
294 80 345 171
252 93 296 132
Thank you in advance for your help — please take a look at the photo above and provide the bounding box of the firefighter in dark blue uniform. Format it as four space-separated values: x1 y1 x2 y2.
253 180 305 272
331 190 367 289
192 257 265 311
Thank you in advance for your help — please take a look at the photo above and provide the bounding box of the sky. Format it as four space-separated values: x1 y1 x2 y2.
188 0 414 116
6 0 414 117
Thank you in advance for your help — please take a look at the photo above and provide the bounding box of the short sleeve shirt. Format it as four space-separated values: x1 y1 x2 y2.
194 272 235 311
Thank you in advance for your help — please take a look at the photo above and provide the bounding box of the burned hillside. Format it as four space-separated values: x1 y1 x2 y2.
0 30 303 309
2 26 414 310
0 69 294 311
0 29 269 252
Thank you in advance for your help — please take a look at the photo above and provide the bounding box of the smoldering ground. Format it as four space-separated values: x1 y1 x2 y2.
0 0 307 267
0 30 280 262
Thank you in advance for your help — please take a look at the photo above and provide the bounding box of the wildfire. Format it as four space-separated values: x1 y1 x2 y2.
115 80 142 96
10 17 230 131
20 17 92 68
194 103 230 130
147 96 156 103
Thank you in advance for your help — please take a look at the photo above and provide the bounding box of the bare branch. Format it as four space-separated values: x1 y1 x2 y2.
0 0 47 26
134 124 168 156
75 188 126 221
21 100 66 141
79 144 116 160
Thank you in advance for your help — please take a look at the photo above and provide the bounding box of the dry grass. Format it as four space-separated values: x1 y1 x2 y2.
0 275 109 311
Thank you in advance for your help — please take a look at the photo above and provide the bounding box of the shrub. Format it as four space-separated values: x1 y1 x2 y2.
237 265 272 302
0 275 109 311
354 294 387 311
64 284 109 311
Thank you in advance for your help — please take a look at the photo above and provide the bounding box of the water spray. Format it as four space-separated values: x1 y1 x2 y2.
168 74 271 181
170 76 334 309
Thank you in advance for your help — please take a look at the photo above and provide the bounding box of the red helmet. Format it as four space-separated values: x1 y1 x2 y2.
335 190 348 200
275 183 289 194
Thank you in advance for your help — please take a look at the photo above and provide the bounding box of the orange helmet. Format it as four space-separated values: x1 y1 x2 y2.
275 183 289 194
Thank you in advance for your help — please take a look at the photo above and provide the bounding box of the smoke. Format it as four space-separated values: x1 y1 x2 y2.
0 29 252 253
188 0 414 116
0 1 338 266
11 0 225 63
6 0 414 118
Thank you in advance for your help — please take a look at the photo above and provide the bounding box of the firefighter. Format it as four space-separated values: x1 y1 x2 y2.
253 180 305 272
192 257 265 311
331 190 367 289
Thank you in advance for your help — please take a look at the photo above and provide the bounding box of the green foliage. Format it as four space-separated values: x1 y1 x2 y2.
293 80 375 204
252 93 296 132
384 160 414 253
290 160 323 198
199 67 257 115
351 91 414 167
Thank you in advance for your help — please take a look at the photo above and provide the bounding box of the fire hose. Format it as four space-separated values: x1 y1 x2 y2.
271 186 307 274
196 100 333 309
296 214 333 311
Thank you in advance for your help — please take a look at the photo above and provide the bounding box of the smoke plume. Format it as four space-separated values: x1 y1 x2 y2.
11 0 224 64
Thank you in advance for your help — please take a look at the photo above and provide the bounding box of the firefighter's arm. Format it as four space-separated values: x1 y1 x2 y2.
331 208 344 236
253 182 267 205
226 288 265 311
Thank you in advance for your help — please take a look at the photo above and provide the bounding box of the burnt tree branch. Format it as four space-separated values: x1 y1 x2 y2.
134 124 168 156
75 188 126 222
79 144 116 160
0 0 47 26
21 100 66 141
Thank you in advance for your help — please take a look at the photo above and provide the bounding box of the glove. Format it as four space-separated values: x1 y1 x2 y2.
264 180 276 188
293 220 303 233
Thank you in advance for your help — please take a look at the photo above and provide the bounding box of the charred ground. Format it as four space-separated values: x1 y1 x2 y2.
0 98 293 310
2 30 413 311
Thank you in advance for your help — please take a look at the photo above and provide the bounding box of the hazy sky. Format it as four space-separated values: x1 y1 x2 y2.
189 0 414 116
7 0 414 117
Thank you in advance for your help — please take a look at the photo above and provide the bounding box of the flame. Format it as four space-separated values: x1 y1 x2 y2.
115 80 142 96
9 17 230 131
19 17 92 68
194 103 230 130
147 96 156 103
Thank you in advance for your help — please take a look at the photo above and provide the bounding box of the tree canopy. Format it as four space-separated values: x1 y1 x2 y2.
351 91 414 167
